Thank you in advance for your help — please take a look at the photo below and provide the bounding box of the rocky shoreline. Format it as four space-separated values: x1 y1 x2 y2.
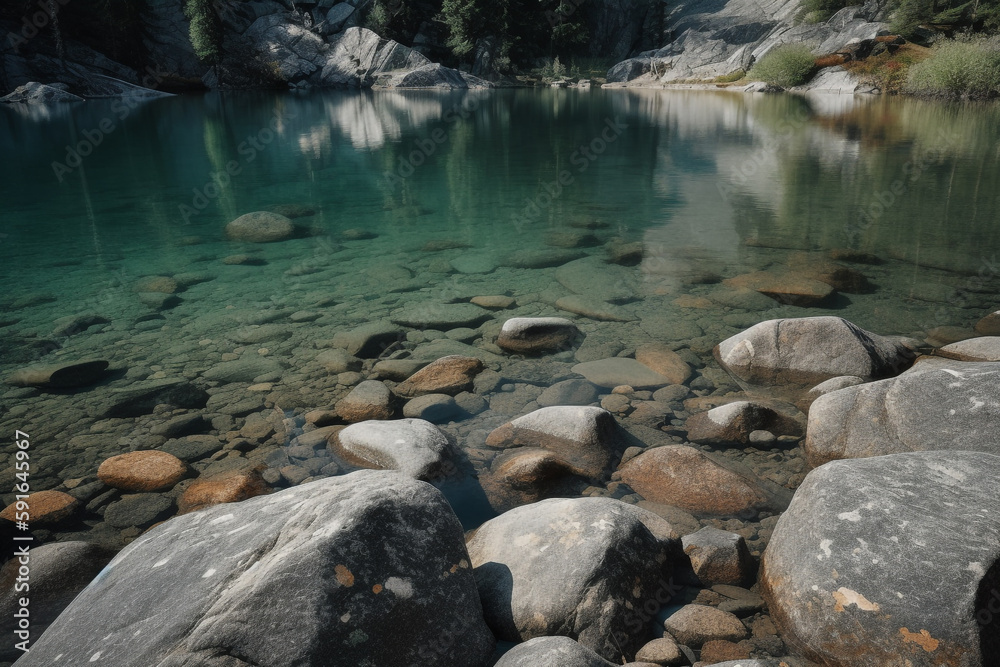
1 207 999 665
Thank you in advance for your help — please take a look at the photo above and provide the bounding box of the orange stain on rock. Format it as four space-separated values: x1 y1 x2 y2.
334 565 355 587
899 627 940 652
372 584 383 594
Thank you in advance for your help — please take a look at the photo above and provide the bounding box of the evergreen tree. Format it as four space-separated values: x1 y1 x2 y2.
184 0 224 66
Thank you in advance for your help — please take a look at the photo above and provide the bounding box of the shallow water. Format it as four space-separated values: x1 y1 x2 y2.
1 88 1000 543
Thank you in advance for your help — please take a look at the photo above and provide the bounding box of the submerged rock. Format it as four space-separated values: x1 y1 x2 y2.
16 472 495 667
481 448 589 512
556 295 636 322
6 359 109 388
617 445 792 518
762 451 1000 666
572 358 672 389
177 470 271 514
224 211 295 243
390 302 491 329
635 343 692 385
714 317 913 389
331 321 403 358
332 418 451 479
468 497 674 662
97 451 188 492
723 271 835 306
804 358 1000 466
394 355 484 397
0 490 80 525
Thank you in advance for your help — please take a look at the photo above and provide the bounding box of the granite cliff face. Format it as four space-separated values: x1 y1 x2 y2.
606 0 891 87
2 0 890 98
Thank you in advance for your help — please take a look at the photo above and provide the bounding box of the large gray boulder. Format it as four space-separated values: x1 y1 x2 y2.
805 358 1000 466
17 471 495 667
467 497 677 662
494 636 617 667
714 317 913 391
0 542 113 662
762 451 1000 666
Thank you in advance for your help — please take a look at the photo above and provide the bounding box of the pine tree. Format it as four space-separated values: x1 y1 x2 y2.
184 0 224 66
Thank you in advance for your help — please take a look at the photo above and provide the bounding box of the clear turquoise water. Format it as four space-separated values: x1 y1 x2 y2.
2 89 999 334
1 87 1000 536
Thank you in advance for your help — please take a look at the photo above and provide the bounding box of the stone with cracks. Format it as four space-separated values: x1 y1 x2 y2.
805 358 1000 466
15 471 495 667
761 451 1000 666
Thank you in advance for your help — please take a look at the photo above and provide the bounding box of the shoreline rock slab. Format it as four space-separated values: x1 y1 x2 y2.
937 336 1000 362
16 471 495 667
762 451 1000 666
714 317 913 390
390 302 490 329
804 358 1000 466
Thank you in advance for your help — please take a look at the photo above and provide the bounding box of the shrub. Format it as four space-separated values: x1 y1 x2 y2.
906 38 1000 97
749 44 817 87
840 44 926 93
714 68 747 83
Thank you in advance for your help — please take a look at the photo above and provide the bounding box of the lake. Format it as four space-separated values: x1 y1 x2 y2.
1 87 999 540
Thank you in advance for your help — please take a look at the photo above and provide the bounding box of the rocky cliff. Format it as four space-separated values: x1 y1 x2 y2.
1 0 489 99
606 0 891 86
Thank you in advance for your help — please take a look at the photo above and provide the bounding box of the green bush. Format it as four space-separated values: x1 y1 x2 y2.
906 38 1000 96
798 0 857 23
748 44 816 87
